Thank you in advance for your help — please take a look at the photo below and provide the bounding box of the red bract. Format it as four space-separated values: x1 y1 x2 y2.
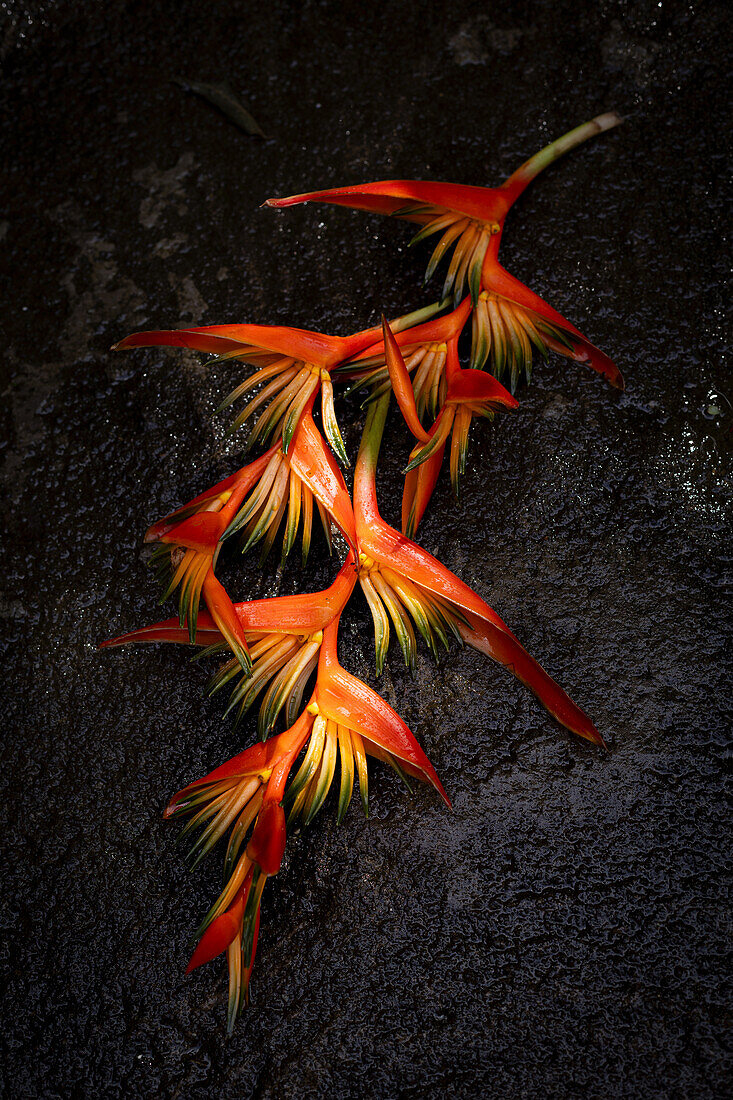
278 616 450 825
146 446 276 672
339 298 472 419
114 321 356 461
151 398 357 563
353 394 605 748
474 232 624 389
214 396 358 560
312 617 448 804
169 713 310 1028
266 178 512 308
338 302 473 535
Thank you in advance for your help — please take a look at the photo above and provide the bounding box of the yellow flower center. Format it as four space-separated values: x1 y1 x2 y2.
358 552 377 576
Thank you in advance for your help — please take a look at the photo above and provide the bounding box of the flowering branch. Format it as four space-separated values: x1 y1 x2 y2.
103 113 622 1027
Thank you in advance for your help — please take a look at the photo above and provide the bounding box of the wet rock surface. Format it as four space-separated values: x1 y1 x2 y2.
1 2 730 1097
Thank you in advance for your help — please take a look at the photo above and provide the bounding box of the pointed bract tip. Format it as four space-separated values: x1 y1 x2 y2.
580 723 608 750
589 727 610 752
98 633 144 650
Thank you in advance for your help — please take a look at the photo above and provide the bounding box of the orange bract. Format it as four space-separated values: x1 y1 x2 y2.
353 395 606 748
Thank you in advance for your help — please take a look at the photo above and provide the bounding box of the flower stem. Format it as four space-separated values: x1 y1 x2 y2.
389 299 449 333
503 112 622 202
357 393 389 474
353 393 389 521
350 300 447 355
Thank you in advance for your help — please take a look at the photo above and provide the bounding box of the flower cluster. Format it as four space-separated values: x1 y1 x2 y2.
103 113 621 1029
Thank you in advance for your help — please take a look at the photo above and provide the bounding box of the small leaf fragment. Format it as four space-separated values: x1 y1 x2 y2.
173 78 266 138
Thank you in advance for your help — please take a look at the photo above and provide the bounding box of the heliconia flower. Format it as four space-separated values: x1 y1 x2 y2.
167 612 447 1030
353 394 606 747
169 715 309 1030
146 447 278 672
108 593 447 803
101 554 358 739
266 115 623 391
470 232 624 390
265 113 622 308
113 303 443 465
289 616 450 819
151 526 255 674
335 302 474 537
379 317 518 534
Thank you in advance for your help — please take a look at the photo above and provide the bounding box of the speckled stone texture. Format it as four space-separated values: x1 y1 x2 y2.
1 1 730 1097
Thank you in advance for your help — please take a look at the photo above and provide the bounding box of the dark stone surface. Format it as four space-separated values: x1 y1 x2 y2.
1 1 730 1096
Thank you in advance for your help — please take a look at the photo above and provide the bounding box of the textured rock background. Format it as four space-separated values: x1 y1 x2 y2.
1 1 730 1097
